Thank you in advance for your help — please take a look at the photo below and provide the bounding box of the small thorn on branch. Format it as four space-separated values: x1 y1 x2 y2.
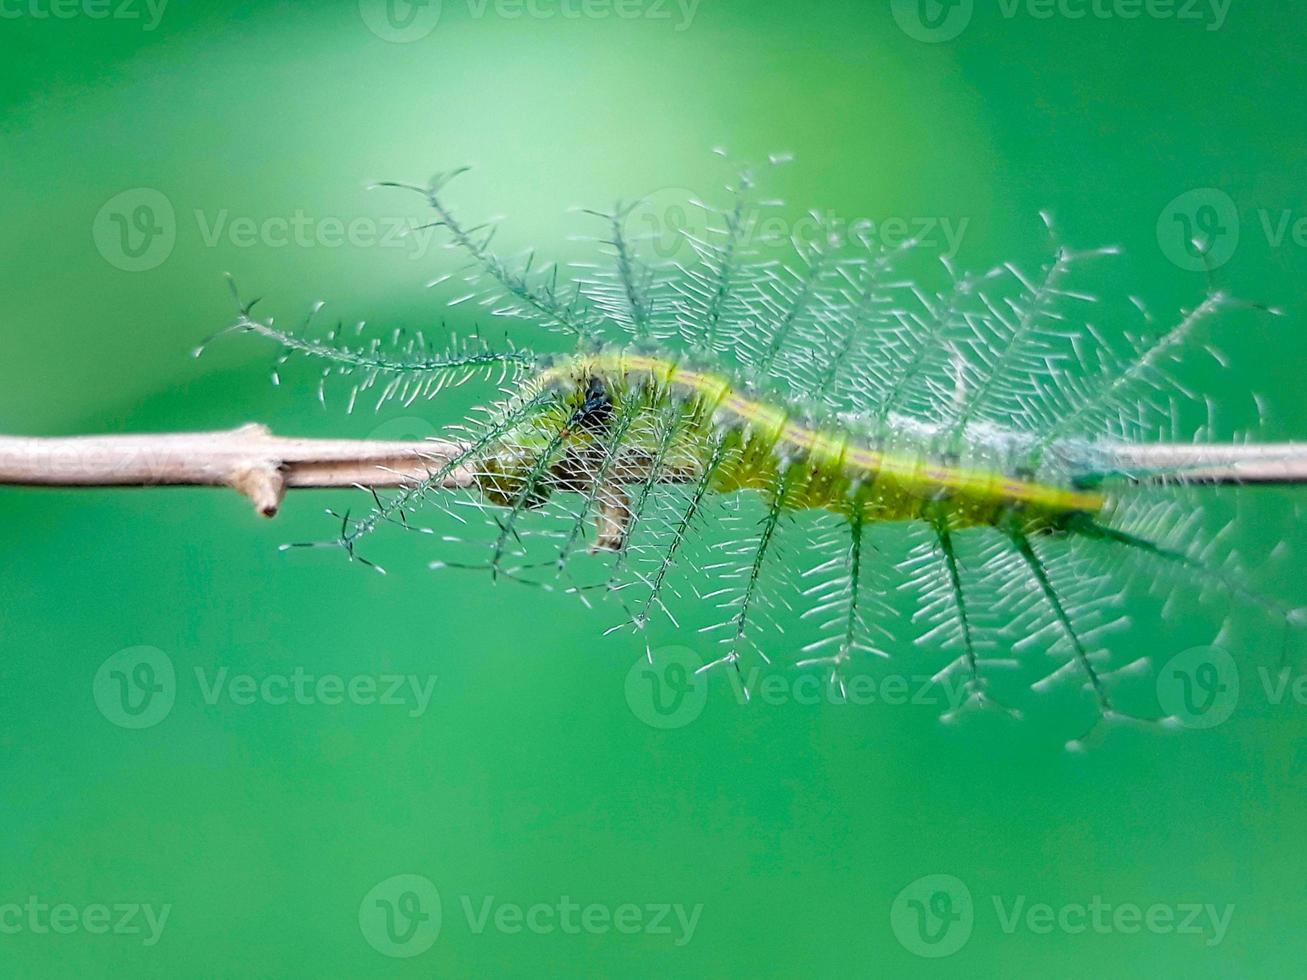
590 485 632 553
228 462 287 518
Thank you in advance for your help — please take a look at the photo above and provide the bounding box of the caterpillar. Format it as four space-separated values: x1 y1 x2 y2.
206 153 1303 747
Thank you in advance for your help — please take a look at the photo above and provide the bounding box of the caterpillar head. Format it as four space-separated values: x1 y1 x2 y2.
472 358 692 553
475 366 618 506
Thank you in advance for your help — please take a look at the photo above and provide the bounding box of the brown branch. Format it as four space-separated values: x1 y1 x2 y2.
1101 442 1307 486
1 426 1306 519
0 424 473 517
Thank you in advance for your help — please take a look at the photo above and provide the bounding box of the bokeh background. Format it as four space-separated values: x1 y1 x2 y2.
3 1 1307 976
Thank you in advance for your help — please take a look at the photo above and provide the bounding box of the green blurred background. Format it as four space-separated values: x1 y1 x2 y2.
3 1 1307 976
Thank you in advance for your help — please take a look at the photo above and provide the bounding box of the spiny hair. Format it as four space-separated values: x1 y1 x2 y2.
204 152 1302 748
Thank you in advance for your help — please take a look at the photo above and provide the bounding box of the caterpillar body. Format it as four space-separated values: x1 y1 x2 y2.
211 155 1301 745
516 349 1105 527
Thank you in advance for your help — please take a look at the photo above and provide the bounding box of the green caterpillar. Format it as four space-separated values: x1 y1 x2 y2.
511 349 1104 522
210 156 1300 746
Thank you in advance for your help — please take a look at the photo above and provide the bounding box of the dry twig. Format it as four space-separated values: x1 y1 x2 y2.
1 426 1306 518
0 424 471 517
